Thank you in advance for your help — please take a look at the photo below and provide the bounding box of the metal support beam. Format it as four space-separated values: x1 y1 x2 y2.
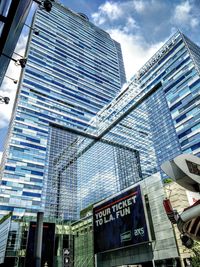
1 52 17 63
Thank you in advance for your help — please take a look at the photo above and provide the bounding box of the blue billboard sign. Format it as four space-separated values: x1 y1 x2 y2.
93 185 149 253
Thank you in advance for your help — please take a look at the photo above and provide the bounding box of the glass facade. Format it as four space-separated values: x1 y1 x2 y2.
0 2 126 218
72 217 94 267
49 81 158 219
132 31 200 170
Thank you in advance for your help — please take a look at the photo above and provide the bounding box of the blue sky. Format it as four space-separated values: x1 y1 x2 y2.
0 0 200 156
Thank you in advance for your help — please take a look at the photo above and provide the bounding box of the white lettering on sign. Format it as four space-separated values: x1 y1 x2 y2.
134 227 144 237
94 193 138 227
136 34 178 79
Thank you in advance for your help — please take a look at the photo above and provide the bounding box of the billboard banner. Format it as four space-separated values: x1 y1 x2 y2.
93 185 149 253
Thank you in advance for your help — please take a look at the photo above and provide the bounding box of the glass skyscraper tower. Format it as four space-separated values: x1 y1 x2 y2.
0 2 126 218
132 31 200 169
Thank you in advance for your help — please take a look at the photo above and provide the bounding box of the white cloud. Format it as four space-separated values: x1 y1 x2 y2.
173 0 199 29
91 0 167 80
0 34 28 129
109 28 164 80
133 0 146 13
101 1 124 19
174 0 191 22
123 17 138 33
92 13 106 25
191 17 199 28
92 1 125 25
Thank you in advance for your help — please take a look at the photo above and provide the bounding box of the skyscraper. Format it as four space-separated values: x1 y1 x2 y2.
132 31 200 169
0 2 126 218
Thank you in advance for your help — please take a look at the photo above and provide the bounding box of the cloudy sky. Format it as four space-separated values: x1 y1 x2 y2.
0 0 200 157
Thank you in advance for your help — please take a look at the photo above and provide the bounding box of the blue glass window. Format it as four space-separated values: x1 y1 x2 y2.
22 192 41 197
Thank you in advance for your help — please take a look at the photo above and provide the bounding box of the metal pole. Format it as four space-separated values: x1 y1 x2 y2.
34 212 44 267
94 254 98 267
151 242 156 267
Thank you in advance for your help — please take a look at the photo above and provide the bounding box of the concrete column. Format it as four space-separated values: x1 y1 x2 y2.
34 212 44 267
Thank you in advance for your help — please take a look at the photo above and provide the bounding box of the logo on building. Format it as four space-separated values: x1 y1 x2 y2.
134 227 145 237
136 33 179 79
120 231 132 242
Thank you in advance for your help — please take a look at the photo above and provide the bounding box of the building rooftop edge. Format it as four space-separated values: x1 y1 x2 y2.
52 0 110 36
132 30 183 81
